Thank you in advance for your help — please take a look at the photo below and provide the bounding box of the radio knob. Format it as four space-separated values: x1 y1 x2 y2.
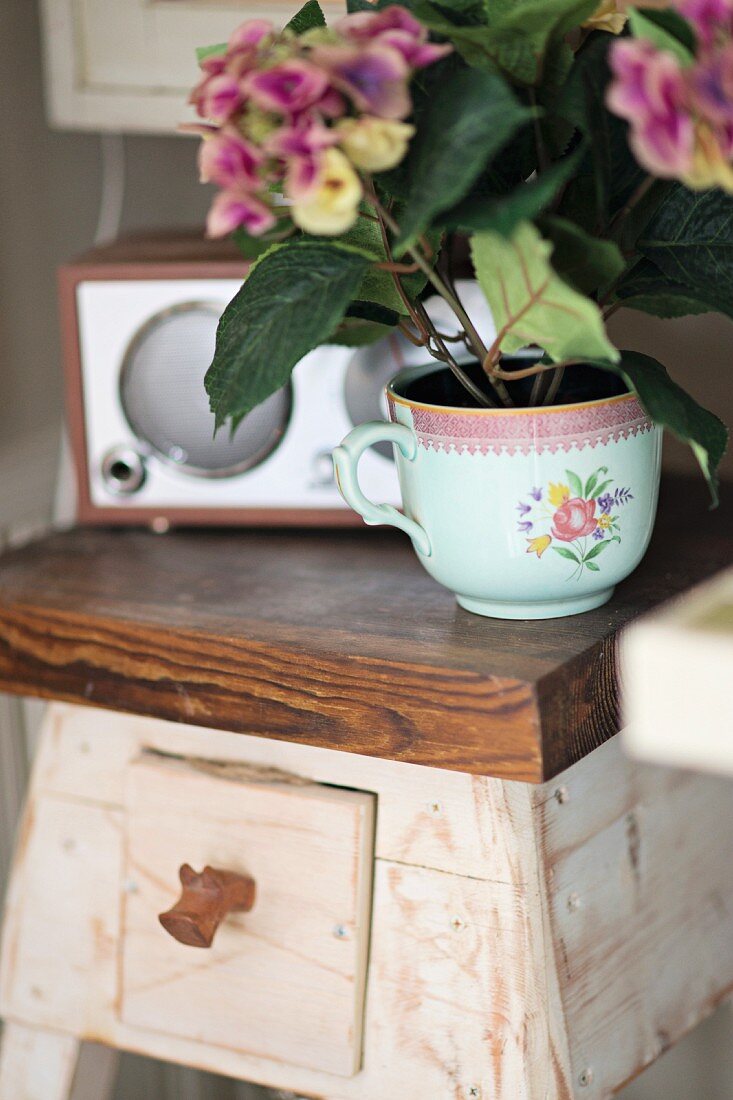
101 446 146 496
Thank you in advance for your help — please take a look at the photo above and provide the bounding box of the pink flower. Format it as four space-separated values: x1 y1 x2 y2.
607 40 695 177
191 73 243 122
198 130 263 189
244 60 329 113
206 190 276 238
551 498 598 542
228 19 273 52
678 0 733 46
689 43 733 125
264 116 336 158
311 43 411 119
337 6 451 68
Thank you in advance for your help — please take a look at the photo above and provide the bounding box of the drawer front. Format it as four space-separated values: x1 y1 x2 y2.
120 753 375 1077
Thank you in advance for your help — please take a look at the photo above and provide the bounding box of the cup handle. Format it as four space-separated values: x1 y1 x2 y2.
332 422 432 557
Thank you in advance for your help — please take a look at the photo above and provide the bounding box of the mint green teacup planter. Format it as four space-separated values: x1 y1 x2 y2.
333 363 663 621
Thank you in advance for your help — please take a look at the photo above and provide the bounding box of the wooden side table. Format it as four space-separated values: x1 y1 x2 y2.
0 476 731 1100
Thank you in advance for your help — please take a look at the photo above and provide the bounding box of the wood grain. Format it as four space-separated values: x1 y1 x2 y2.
0 475 729 782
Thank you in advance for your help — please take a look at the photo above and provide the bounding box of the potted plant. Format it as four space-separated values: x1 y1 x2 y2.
187 0 730 619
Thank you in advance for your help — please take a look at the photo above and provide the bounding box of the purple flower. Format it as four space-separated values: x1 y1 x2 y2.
206 190 276 238
516 501 532 516
244 60 330 114
311 44 411 119
592 527 605 541
517 521 533 533
597 492 614 513
530 487 543 501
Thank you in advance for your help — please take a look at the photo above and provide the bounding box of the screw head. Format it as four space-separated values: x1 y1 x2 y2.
567 892 582 912
427 800 443 816
332 923 349 940
468 1087 481 1098
450 915 467 933
554 786 570 805
578 1068 594 1087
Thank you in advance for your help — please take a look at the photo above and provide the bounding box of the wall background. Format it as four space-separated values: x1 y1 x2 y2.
0 1 732 1097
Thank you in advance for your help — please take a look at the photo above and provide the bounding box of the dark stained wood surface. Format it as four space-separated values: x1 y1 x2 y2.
0 475 729 782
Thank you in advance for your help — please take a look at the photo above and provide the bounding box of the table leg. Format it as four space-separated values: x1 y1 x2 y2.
0 1022 118 1100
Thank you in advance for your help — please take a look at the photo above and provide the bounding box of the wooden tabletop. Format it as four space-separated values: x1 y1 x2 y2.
0 474 728 783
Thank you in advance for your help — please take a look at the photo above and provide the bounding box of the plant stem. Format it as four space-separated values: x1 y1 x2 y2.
366 182 515 407
543 365 565 406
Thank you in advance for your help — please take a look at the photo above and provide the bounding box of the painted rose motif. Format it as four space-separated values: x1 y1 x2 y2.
517 468 633 578
551 498 598 541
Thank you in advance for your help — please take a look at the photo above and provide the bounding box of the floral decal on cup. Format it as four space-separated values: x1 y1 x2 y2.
518 468 633 578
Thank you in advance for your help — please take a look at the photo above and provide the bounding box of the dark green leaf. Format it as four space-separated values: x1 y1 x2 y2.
395 68 532 248
615 257 713 318
634 7 698 52
540 215 625 295
232 216 295 261
638 187 733 320
584 467 608 497
552 546 581 562
286 0 326 34
442 149 583 236
587 350 729 504
628 7 695 64
205 240 370 430
557 35 646 224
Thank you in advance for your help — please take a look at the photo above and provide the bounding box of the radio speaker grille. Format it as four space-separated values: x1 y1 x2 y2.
120 302 291 478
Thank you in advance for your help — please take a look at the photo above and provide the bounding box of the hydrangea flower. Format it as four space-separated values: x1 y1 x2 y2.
186 6 450 238
607 0 733 192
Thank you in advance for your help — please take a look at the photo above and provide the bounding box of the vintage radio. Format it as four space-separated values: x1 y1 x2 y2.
59 233 405 527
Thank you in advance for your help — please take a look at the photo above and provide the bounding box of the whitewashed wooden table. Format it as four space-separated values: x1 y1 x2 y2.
0 481 730 1100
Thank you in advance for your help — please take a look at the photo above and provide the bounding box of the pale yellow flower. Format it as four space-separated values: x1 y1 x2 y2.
684 123 733 194
291 149 362 235
527 535 552 558
582 0 628 34
336 116 415 173
598 513 612 529
548 482 571 507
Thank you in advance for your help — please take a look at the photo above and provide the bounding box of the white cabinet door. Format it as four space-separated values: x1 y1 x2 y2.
40 0 346 134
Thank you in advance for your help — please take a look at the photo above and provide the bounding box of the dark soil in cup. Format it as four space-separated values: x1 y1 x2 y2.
397 358 628 410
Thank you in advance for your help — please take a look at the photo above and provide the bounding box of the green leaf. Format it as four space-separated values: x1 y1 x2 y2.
540 216 625 296
205 240 370 430
638 187 733 320
584 539 613 561
591 478 613 499
566 469 583 496
552 546 581 562
557 35 646 224
615 257 713 318
286 0 326 34
442 149 583 237
471 221 619 362
470 0 598 82
628 7 695 65
196 42 226 63
395 68 532 249
585 561 601 571
584 467 608 497
587 350 729 505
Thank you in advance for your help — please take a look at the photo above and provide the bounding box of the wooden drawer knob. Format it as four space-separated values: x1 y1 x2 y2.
158 864 256 948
